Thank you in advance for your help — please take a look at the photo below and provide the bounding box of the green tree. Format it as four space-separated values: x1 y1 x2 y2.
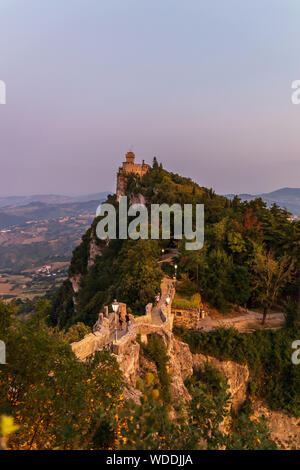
0 302 123 450
63 322 91 343
252 250 294 324
152 156 159 169
119 240 163 314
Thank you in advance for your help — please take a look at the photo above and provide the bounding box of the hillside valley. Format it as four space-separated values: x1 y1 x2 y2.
0 193 108 300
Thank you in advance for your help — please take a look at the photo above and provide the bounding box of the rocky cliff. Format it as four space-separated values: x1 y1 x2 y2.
114 331 300 449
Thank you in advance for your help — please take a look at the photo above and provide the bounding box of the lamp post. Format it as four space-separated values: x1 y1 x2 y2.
112 299 119 342
174 264 177 280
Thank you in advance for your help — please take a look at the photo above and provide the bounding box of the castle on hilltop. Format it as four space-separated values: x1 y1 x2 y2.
116 151 150 201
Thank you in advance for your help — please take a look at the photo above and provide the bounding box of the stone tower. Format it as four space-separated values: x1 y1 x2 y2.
116 151 150 201
125 151 135 164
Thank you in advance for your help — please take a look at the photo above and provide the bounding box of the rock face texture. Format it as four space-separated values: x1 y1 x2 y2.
116 342 140 387
70 273 82 294
72 327 299 449
168 338 194 403
193 353 250 412
88 236 102 268
114 332 250 411
130 193 146 205
252 400 300 450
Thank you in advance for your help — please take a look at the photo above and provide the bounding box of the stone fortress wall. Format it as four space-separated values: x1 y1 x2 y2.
172 307 207 330
71 292 174 361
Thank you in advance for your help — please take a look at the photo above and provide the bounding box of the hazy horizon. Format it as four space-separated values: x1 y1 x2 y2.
0 0 299 197
1 182 300 200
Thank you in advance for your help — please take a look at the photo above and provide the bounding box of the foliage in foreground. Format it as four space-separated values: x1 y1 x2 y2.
119 365 276 450
0 301 277 450
0 300 123 450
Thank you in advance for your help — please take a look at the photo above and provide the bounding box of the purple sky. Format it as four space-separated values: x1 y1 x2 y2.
0 0 299 196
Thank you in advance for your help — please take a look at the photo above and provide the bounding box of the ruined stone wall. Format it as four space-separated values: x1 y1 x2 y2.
72 310 117 360
172 308 202 330
133 303 153 324
71 331 110 361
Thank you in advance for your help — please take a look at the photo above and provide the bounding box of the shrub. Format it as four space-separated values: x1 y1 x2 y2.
172 293 201 310
176 326 300 417
141 334 171 403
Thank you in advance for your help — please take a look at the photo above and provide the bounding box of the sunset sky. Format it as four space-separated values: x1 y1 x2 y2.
0 0 299 196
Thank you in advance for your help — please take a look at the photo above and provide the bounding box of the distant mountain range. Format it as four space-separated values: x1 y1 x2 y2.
225 188 300 217
0 192 110 229
1 188 299 229
0 192 110 209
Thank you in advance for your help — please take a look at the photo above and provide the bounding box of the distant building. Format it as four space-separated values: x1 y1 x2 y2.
116 151 150 201
37 265 52 275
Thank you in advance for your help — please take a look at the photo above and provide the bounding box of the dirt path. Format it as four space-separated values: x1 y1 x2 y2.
198 310 285 333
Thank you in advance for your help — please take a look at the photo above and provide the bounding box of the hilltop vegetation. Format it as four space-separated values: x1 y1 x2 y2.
51 159 300 329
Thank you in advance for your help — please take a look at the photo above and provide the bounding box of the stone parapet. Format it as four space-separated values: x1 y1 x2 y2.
71 330 110 361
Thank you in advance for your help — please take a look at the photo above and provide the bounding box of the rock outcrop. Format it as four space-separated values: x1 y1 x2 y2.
87 236 102 268
130 193 146 205
71 320 299 449
116 342 140 387
168 338 193 403
70 273 82 294
252 400 300 450
193 353 249 412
